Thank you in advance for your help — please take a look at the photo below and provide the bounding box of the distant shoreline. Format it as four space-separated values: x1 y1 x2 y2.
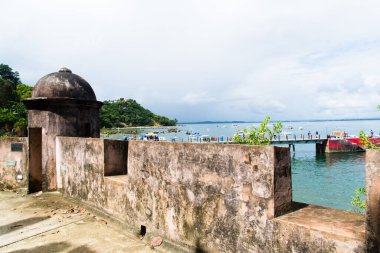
101 117 380 129
179 117 380 125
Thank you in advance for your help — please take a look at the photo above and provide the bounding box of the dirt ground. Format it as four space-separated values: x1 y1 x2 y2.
0 191 188 253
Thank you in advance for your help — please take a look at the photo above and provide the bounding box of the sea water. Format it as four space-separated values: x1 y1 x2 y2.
290 144 365 211
109 119 380 211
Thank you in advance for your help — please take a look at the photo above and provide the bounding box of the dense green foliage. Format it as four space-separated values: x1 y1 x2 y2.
16 83 32 99
0 78 16 107
0 64 20 86
0 64 32 136
233 116 282 145
351 187 366 213
100 98 177 128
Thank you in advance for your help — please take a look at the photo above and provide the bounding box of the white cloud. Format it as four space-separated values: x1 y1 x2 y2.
182 92 217 105
1 0 380 121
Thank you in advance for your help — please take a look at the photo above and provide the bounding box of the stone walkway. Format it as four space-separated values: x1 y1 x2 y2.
0 191 186 253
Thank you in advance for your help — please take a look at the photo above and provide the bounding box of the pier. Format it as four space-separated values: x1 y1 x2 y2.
271 136 328 154
188 134 330 154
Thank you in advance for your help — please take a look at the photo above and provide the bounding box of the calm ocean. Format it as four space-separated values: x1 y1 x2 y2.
110 119 380 211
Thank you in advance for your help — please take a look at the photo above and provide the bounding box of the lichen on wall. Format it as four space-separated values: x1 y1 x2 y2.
0 137 28 191
55 137 366 252
56 137 106 206
56 138 293 252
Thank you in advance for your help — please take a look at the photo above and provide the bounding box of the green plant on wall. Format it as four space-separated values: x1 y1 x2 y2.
350 105 380 213
351 187 366 213
359 130 380 150
351 131 375 213
350 130 372 213
233 116 282 145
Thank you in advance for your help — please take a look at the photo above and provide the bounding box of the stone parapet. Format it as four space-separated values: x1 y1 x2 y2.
56 138 293 251
54 137 367 252
0 135 370 252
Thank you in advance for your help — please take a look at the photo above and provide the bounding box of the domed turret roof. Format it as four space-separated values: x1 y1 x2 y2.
32 68 97 101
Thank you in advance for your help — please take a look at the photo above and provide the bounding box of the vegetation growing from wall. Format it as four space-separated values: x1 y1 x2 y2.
100 98 177 128
359 130 380 150
233 116 282 145
0 64 32 136
351 186 366 213
351 105 380 213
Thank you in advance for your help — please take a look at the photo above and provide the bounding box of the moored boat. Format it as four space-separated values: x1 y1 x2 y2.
326 131 380 152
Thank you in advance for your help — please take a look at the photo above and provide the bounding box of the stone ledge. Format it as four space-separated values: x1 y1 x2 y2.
104 175 129 184
274 203 365 241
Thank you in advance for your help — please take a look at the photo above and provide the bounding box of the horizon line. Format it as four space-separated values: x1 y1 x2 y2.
178 117 380 124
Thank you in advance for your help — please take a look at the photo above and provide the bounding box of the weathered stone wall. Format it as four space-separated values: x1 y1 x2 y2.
56 137 105 206
366 149 380 252
124 141 293 251
56 137 294 251
55 137 367 252
0 137 28 191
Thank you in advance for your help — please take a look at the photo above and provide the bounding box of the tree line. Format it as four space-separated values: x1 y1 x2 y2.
100 99 177 128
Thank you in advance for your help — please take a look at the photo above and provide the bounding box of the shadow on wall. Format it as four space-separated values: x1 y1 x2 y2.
195 238 207 253
104 139 128 176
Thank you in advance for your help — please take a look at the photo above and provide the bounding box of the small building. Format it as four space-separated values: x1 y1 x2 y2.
23 68 102 192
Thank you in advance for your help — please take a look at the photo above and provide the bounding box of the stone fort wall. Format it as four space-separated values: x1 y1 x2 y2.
53 137 365 252
0 136 373 252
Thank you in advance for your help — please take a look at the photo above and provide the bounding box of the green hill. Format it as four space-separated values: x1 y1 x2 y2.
100 99 177 128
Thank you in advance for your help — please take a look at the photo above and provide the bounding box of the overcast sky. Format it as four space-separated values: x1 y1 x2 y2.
2 0 380 122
